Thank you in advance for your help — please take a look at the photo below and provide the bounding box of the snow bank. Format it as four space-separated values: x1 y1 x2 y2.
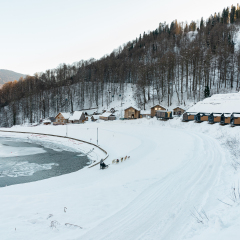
188 92 240 113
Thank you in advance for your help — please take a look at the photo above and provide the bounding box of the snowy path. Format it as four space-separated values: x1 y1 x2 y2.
0 121 227 240
78 128 225 240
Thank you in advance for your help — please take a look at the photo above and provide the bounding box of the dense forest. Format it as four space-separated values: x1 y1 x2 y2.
1 5 240 126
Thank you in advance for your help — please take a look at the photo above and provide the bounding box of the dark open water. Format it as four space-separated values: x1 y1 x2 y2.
0 137 89 187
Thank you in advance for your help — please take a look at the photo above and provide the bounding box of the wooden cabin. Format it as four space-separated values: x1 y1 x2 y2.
194 113 210 123
55 112 71 124
124 107 140 119
151 105 166 117
208 113 223 124
230 112 240 126
220 113 231 125
91 115 100 121
156 110 172 120
99 112 116 121
182 112 196 122
43 119 51 125
173 107 185 116
49 117 56 122
69 111 86 124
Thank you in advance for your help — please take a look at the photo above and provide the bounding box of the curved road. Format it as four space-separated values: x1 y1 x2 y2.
0 123 227 240
77 127 225 240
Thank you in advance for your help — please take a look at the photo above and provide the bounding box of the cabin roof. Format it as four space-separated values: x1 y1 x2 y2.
43 119 51 123
124 106 140 111
151 104 166 109
197 112 210 116
211 113 223 116
69 111 84 121
173 106 186 110
185 112 197 115
100 112 114 117
232 113 240 117
56 112 71 119
83 109 97 115
91 115 100 119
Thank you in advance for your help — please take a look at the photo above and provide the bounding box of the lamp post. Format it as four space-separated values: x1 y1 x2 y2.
109 91 111 105
119 94 122 107
97 127 98 145
169 82 172 106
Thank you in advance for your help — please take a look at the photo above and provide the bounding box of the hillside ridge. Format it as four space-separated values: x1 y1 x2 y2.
0 69 26 86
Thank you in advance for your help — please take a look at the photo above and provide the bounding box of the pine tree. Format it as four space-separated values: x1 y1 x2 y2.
204 85 210 98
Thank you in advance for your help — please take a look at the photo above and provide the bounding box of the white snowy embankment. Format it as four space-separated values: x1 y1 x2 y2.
0 118 239 240
187 92 240 113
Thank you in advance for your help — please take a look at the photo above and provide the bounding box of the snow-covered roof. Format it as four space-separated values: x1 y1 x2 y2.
100 112 114 117
185 112 197 115
198 112 211 116
187 92 240 113
151 104 166 109
69 111 84 121
91 115 100 119
124 106 140 111
56 112 71 119
232 113 240 117
43 119 51 123
212 113 223 116
84 109 98 115
141 109 150 114
224 113 232 117
173 106 186 110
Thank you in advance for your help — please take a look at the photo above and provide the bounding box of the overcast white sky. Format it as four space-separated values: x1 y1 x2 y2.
0 0 238 75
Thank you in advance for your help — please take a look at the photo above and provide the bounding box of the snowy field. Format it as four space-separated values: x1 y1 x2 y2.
0 117 240 240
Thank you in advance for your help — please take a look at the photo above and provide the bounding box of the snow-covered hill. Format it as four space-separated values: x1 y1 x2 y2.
187 92 240 113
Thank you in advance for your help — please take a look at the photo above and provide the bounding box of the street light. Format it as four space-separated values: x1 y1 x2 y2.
97 128 98 145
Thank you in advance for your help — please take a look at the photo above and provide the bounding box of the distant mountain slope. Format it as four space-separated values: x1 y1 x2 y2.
0 69 26 86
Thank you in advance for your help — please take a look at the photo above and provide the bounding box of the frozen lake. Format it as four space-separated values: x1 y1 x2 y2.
0 137 89 187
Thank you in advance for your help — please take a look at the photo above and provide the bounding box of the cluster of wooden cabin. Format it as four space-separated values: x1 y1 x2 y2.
47 105 188 125
182 112 240 126
54 109 116 125
123 105 185 120
54 111 86 125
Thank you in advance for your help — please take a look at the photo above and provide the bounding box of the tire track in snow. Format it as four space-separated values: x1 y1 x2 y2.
78 130 225 240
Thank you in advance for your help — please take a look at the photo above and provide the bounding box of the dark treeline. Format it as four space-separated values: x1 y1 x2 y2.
1 5 240 126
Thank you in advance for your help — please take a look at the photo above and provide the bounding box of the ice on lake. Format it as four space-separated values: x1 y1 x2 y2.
0 143 46 157
0 161 58 177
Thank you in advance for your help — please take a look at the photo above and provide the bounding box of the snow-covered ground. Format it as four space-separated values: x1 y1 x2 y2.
188 92 240 113
0 115 240 240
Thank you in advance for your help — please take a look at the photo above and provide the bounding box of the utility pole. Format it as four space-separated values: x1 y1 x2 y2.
97 128 98 145
66 124 68 137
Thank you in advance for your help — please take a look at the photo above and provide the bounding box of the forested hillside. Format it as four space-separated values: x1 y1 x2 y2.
1 5 240 127
0 69 26 87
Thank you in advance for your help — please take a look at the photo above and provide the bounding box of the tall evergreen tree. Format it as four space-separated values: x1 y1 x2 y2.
204 85 210 98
